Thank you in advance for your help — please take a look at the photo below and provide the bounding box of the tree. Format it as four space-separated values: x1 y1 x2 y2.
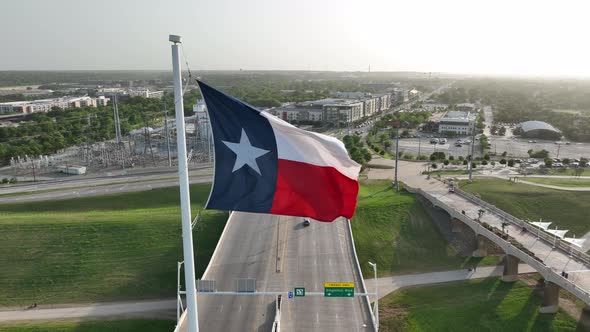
431 163 438 169
502 151 508 157
482 160 488 165
463 160 468 165
483 154 490 161
500 159 507 166
449 155 455 161
545 158 553 168
581 158 589 167
383 141 391 149
458 156 464 161
562 158 570 165
443 160 450 166
507 159 515 167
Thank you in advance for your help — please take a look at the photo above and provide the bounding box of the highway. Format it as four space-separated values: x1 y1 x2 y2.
0 168 213 204
196 212 371 331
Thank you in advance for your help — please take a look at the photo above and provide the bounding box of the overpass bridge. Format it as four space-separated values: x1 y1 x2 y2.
397 161 590 314
175 212 373 331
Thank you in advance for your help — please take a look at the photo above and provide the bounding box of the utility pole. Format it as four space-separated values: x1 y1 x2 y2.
164 106 172 167
394 126 399 191
418 136 421 158
31 159 36 182
557 144 561 159
468 121 477 182
170 34 199 332
113 94 122 144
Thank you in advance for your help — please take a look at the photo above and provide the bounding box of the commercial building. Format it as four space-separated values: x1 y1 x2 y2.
438 111 477 135
129 88 164 99
422 103 449 112
0 96 108 114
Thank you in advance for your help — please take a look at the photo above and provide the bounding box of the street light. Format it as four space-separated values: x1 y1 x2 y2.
368 261 379 332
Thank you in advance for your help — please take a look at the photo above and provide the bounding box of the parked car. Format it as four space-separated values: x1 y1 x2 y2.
303 218 311 227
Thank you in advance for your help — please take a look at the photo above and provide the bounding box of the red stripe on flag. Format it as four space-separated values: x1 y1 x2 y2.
269 159 359 222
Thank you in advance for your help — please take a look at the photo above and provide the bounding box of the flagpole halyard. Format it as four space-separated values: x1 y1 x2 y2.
170 34 199 332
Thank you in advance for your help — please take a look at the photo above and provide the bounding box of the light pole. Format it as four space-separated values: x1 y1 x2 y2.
368 261 379 332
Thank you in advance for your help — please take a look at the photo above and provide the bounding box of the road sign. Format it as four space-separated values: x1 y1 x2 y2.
324 282 354 297
288 291 294 299
295 287 305 297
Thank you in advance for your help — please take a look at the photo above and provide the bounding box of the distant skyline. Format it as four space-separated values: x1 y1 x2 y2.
1 0 589 78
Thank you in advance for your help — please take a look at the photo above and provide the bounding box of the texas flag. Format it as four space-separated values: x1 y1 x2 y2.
198 80 360 222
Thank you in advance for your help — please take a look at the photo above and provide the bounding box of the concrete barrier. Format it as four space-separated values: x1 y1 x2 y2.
345 218 376 331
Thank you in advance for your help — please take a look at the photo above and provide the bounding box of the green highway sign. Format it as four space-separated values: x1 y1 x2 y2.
324 282 354 297
295 287 305 297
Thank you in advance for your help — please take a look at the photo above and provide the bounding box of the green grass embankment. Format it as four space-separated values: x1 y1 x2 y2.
522 177 590 188
0 184 226 306
0 319 175 332
352 180 498 278
460 178 590 235
379 278 579 332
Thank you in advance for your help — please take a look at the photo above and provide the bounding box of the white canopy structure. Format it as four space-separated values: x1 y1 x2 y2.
531 222 552 230
564 237 586 248
547 229 569 239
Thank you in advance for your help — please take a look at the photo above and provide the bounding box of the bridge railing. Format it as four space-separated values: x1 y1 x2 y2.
410 186 590 305
453 187 590 266
345 218 376 331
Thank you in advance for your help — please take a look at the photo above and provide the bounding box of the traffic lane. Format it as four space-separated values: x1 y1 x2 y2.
0 176 213 204
281 218 369 331
198 212 278 332
0 168 213 195
395 138 477 158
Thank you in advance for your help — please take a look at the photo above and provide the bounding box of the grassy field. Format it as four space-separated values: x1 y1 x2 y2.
460 178 590 235
379 278 580 332
522 177 590 188
528 169 590 177
0 184 227 307
352 180 499 278
0 319 175 332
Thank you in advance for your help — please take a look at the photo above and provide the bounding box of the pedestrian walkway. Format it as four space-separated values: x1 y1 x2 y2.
366 264 536 300
0 299 176 322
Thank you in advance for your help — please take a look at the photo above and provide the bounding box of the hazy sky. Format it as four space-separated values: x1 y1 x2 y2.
1 0 589 77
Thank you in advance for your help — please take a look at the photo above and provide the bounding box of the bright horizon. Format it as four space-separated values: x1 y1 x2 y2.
1 0 589 78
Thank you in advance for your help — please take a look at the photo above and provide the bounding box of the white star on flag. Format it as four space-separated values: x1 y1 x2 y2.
222 129 270 175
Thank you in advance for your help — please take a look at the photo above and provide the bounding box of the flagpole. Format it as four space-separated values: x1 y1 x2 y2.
170 34 199 332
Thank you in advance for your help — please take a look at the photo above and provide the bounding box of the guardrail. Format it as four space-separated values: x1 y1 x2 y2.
453 188 590 266
405 185 590 306
345 218 376 331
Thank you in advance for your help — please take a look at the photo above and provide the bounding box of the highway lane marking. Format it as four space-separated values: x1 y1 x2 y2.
218 304 223 313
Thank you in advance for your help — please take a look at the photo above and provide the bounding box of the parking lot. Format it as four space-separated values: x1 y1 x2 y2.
395 135 590 160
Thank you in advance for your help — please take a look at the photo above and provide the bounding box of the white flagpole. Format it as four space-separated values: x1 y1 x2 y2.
170 34 199 332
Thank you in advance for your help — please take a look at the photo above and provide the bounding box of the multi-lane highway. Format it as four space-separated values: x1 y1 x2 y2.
0 167 213 204
196 212 372 331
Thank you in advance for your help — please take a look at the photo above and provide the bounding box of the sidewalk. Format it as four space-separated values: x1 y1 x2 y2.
0 299 176 322
366 264 536 300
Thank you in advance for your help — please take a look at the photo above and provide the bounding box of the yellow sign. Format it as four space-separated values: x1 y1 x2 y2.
324 282 354 288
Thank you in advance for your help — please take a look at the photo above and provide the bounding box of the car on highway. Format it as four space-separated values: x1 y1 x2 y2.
528 140 537 143
430 138 439 144
439 138 447 144
454 142 463 147
303 218 311 227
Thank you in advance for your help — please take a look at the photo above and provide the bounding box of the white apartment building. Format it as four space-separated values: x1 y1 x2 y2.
0 96 107 114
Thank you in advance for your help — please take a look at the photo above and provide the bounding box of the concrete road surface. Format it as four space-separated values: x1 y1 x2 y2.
0 170 213 204
197 212 372 332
